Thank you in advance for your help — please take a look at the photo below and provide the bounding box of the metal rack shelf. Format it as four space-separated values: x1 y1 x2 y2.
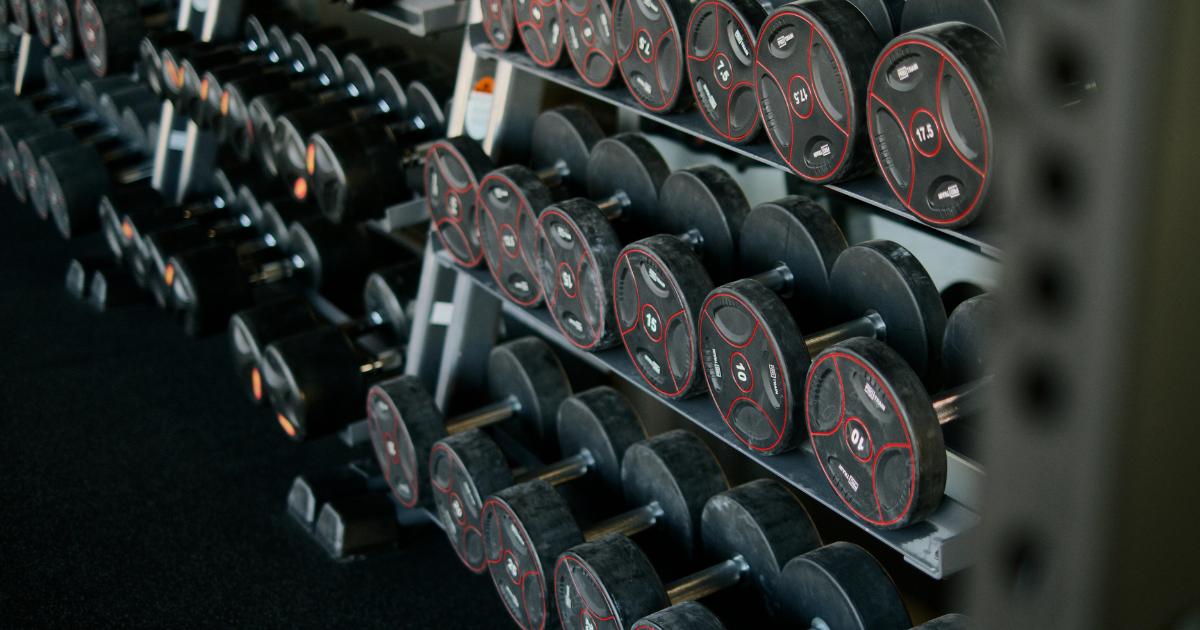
361 0 471 36
433 246 981 579
468 24 1002 259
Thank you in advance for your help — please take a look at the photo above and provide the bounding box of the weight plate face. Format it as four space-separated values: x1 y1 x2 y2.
554 535 669 630
366 382 439 507
805 338 944 528
482 0 519 50
555 555 625 630
699 281 808 453
430 437 510 573
561 0 618 87
20 143 48 214
426 138 493 267
536 200 622 351
685 0 767 143
515 0 565 67
530 106 604 194
478 168 550 307
32 0 51 45
10 0 28 33
778 542 911 630
867 33 994 227
480 496 554 628
756 7 871 182
614 238 712 399
613 0 687 112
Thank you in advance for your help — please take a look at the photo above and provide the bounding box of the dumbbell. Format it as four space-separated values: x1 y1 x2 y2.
560 0 622 87
611 165 752 397
482 428 727 630
76 0 170 76
259 260 422 440
554 480 824 629
229 295 325 405
50 0 80 59
806 293 994 528
65 257 114 300
274 61 450 203
366 336 576 511
165 213 382 336
611 0 692 112
8 0 29 34
87 264 145 311
475 106 602 307
699 198 946 454
222 47 416 166
39 137 155 238
866 0 1007 228
527 134 673 351
428 384 649 574
138 217 263 308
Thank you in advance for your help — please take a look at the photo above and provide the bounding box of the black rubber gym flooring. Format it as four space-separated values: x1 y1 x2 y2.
0 197 511 628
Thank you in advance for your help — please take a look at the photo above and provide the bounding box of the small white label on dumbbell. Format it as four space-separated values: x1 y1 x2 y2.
600 13 610 38
812 144 831 159
896 62 919 81
645 266 665 290
584 616 596 630
168 130 188 151
452 497 464 518
491 187 510 201
639 0 659 14
642 353 662 375
709 349 722 378
430 301 455 326
776 31 794 49
635 76 652 96
554 225 573 242
551 23 560 45
769 363 779 395
863 382 886 412
512 279 529 293
569 25 580 50
937 184 960 200
697 79 718 112
501 584 520 610
503 233 517 248
838 463 860 492
506 556 519 578
733 28 749 58
387 439 397 457
532 4 541 20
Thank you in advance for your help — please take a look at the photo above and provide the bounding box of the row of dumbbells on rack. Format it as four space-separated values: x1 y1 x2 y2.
419 104 994 531
288 329 977 630
477 0 1092 230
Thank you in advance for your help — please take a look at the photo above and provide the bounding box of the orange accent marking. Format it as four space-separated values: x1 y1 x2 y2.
200 78 209 101
252 367 262 400
278 414 297 437
164 264 175 287
220 91 229 116
473 77 495 93
121 220 133 240
293 177 307 200
306 144 315 175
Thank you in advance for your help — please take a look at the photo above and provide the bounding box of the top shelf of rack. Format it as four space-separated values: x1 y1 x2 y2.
468 24 1003 259
361 0 470 36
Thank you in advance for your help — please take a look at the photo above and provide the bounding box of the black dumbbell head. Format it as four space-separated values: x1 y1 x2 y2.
480 0 519 51
699 480 821 616
309 122 409 224
633 602 727 630
561 0 617 86
0 115 53 187
19 129 79 213
515 0 565 69
229 296 321 404
31 0 53 46
779 542 911 630
620 429 727 560
479 106 605 307
585 133 669 236
755 0 896 184
341 47 415 97
287 28 351 75
424 135 494 267
829 240 945 387
555 533 671 630
482 479 577 630
942 293 994 387
138 31 195 95
9 0 29 33
122 100 160 153
50 0 76 58
368 336 572 508
98 187 164 261
430 429 514 572
40 146 112 239
613 166 750 398
362 262 422 341
868 21 1004 228
612 0 693 113
65 257 112 299
262 326 366 441
699 197 847 453
685 0 770 143
806 336 945 528
310 39 373 88
76 0 148 76
167 243 257 338
559 387 646 491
